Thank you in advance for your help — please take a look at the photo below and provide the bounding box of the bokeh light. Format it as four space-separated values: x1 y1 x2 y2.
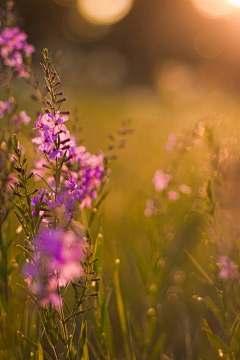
77 0 134 25
194 28 226 59
226 0 240 5
62 6 110 43
190 0 234 18
153 60 199 99
51 0 75 6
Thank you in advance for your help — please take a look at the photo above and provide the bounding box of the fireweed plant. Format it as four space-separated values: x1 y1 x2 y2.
2 2 240 360
0 2 133 359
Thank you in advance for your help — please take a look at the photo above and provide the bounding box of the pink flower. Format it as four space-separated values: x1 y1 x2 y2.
0 27 35 78
167 191 180 201
166 133 177 151
24 227 84 308
152 170 172 192
144 199 155 217
31 157 49 180
0 99 12 118
18 110 31 124
218 256 239 280
12 110 31 125
178 184 192 195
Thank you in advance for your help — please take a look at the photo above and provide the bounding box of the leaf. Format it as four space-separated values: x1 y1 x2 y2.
38 340 44 360
206 179 213 203
149 333 166 360
113 265 132 360
41 313 59 348
12 133 19 153
202 318 229 355
76 320 87 360
185 249 213 285
204 296 223 327
13 211 30 236
17 331 53 360
10 199 28 219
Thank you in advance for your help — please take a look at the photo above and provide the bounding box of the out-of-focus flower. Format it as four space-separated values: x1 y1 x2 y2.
31 157 49 181
144 199 155 217
167 190 180 201
24 227 84 308
0 96 31 126
152 170 172 192
14 110 31 125
194 120 205 137
0 27 34 78
166 133 177 151
179 183 192 195
6 173 17 191
218 256 239 280
0 97 14 118
12 110 31 125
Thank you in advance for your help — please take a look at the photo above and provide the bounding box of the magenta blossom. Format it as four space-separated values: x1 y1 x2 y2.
152 170 172 192
32 111 72 160
0 97 14 118
218 256 239 281
24 227 84 308
0 27 34 78
167 190 179 201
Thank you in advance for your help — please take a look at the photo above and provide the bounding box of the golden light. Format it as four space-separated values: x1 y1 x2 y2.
62 6 110 43
77 0 134 26
190 0 234 18
194 28 226 59
226 0 240 6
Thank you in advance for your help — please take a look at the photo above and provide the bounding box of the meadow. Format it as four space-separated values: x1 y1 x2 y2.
2 2 240 360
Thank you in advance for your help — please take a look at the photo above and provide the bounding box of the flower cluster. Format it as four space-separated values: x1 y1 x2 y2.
218 256 239 281
31 148 106 217
32 111 72 160
24 227 84 307
32 110 107 214
0 97 13 117
145 167 192 216
166 133 177 151
63 148 106 209
0 27 34 78
152 170 172 192
0 96 31 124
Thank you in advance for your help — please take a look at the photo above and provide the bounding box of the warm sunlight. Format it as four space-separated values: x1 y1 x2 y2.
77 0 134 25
226 0 240 6
190 0 234 18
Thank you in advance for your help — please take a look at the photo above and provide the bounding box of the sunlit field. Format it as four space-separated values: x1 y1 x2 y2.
2 0 240 359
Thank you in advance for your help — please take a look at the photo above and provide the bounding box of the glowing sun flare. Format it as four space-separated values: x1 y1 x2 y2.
226 0 240 5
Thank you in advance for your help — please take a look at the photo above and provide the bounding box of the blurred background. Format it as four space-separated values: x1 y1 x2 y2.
15 0 240 288
16 0 240 92
9 2 240 357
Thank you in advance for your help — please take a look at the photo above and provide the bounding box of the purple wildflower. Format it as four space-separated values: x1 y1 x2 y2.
12 110 31 125
62 149 107 210
32 112 72 160
0 27 34 78
152 170 172 192
0 96 31 126
0 97 14 118
218 256 239 280
24 227 84 308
